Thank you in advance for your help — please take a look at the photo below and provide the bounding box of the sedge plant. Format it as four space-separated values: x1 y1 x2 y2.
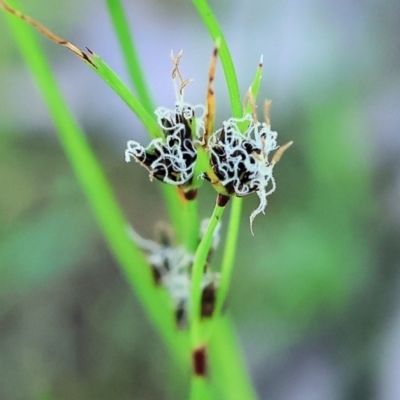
1 0 292 398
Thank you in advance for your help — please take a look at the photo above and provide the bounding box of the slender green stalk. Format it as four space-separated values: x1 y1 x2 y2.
2 0 188 369
189 0 243 350
192 0 242 119
190 203 225 347
190 0 247 396
191 3 261 399
105 0 154 114
183 199 200 253
189 377 212 400
191 2 247 333
89 53 162 138
210 317 258 400
160 186 187 244
211 197 242 331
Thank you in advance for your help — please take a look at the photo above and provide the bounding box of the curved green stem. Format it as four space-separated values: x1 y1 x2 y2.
207 197 242 341
190 202 225 347
105 0 154 114
210 317 258 400
189 376 212 400
183 198 200 253
89 53 162 138
192 0 242 119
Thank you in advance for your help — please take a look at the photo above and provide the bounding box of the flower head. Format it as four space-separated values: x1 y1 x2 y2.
125 51 205 192
125 103 203 186
128 220 220 328
125 49 292 233
204 105 292 233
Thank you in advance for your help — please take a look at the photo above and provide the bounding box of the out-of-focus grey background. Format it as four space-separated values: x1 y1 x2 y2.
1 0 400 399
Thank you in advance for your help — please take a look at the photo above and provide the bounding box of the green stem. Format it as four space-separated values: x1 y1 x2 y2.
160 186 185 243
190 202 225 347
105 0 154 115
183 199 200 253
210 317 258 400
89 53 161 138
206 197 242 341
192 0 242 119
189 376 212 400
191 3 258 399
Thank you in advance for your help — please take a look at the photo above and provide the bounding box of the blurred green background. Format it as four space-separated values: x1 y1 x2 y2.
1 0 400 399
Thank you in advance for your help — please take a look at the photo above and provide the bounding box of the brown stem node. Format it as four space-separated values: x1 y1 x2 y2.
192 346 207 377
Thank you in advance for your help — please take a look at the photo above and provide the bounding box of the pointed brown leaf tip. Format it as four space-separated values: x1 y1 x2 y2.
82 53 97 69
0 1 97 69
83 48 97 68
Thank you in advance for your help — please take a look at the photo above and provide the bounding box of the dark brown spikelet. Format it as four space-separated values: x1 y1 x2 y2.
201 283 217 318
192 346 207 377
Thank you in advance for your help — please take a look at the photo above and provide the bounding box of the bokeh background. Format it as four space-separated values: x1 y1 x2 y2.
1 0 400 399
